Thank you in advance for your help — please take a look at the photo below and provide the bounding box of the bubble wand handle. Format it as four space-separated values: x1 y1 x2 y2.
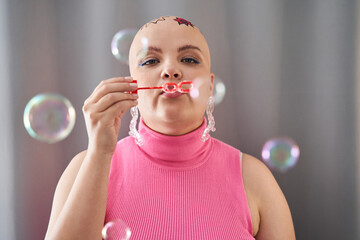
136 86 163 91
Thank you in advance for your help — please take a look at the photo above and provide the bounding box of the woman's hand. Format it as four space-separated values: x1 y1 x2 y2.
45 77 137 239
82 76 138 156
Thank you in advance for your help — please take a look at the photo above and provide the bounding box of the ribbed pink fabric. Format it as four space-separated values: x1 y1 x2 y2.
105 120 254 239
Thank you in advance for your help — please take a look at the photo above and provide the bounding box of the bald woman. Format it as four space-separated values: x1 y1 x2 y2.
45 16 295 240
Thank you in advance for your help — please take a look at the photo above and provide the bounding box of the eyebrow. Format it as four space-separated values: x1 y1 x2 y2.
178 44 202 53
147 46 162 53
136 44 202 58
136 46 162 57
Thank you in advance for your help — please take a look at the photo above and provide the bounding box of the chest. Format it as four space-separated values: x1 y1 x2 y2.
105 157 254 239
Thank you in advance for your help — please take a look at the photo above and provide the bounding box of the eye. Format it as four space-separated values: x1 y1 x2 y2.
139 59 160 66
181 57 200 64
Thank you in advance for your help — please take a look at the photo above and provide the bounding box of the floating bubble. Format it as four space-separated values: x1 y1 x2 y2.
213 75 226 105
138 37 149 59
261 137 300 172
189 75 213 99
190 87 200 98
23 93 76 143
111 29 141 65
190 77 202 99
102 219 131 240
190 75 226 102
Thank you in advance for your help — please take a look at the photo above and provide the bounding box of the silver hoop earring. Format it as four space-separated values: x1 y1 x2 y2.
129 106 143 146
201 96 216 142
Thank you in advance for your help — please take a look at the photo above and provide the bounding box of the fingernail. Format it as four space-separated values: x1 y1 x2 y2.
130 83 138 88
125 76 133 80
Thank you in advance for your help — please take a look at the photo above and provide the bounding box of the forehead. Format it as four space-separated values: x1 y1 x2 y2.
130 17 209 56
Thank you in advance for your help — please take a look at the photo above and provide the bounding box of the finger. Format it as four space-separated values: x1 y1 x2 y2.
82 96 137 125
102 99 138 121
93 92 138 113
85 76 133 104
86 81 137 105
92 82 137 103
93 76 133 93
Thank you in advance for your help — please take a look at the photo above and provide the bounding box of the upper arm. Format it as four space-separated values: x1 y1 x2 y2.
242 153 296 240
45 150 87 237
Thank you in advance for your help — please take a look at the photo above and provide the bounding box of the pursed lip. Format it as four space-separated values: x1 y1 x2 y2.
161 91 184 98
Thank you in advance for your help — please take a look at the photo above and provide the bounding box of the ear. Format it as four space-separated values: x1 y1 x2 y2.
209 73 215 95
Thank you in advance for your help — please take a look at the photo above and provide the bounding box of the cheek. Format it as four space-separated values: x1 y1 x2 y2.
137 93 153 118
131 70 152 83
192 80 211 100
134 67 159 82
138 92 152 105
190 88 210 113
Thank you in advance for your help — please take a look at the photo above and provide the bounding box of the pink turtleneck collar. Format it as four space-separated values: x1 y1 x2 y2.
137 118 212 169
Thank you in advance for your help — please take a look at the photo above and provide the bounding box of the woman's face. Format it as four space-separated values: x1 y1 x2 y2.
129 16 214 135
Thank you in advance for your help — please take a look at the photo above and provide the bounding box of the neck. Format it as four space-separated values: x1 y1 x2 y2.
137 118 212 169
142 117 204 136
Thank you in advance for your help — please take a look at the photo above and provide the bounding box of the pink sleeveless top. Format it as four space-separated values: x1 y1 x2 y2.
105 120 254 239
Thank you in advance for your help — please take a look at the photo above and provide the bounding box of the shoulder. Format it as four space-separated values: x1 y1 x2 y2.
242 153 276 197
116 136 135 150
211 138 240 155
242 153 296 239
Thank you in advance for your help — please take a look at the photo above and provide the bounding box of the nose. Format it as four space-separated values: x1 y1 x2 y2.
161 65 182 80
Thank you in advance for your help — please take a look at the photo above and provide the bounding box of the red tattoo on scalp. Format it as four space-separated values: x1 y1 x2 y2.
140 16 167 30
140 16 195 30
174 17 194 27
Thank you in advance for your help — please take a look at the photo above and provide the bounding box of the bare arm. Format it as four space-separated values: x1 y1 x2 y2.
45 77 138 240
45 150 112 239
242 153 296 240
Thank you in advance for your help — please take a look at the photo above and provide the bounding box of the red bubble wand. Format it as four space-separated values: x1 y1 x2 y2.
130 80 194 94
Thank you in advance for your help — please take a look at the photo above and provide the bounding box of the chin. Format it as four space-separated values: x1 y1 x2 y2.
161 111 189 123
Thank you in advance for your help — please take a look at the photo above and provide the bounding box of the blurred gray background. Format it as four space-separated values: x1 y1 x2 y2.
0 0 359 239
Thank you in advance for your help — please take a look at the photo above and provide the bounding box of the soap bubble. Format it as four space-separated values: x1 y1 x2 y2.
261 137 300 172
102 219 131 240
213 75 226 105
190 75 226 103
138 37 149 60
23 93 76 143
111 29 142 65
190 85 200 98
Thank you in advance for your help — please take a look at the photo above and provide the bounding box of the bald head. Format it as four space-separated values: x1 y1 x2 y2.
129 16 211 73
127 16 215 135
140 16 196 30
